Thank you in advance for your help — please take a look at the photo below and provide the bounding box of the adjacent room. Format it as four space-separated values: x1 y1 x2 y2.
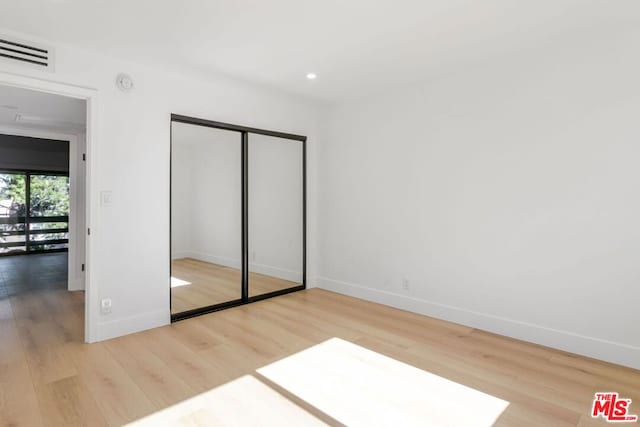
0 84 87 352
0 1 638 426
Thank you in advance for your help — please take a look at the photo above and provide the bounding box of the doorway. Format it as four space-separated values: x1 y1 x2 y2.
0 82 89 341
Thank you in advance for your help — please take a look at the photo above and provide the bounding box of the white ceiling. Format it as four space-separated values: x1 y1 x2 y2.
0 85 85 134
0 0 638 103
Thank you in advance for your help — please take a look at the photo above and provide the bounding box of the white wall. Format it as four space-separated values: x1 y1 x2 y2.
319 26 640 369
0 28 320 341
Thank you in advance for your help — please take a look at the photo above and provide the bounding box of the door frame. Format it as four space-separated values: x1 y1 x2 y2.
170 113 307 321
0 127 84 291
0 70 99 343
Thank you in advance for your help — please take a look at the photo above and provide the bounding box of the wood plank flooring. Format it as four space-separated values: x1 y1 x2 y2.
171 258 300 314
1 253 639 426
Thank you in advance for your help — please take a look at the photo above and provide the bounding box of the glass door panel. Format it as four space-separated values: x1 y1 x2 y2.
29 174 70 251
248 133 304 298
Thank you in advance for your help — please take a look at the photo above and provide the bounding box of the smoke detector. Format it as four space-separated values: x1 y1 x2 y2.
116 73 134 92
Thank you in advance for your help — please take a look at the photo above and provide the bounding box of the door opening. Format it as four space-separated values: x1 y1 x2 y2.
0 82 88 342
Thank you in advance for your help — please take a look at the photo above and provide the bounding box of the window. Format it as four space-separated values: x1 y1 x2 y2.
0 171 69 255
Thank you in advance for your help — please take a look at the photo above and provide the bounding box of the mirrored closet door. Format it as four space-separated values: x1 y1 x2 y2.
248 134 304 298
170 115 306 321
170 120 243 317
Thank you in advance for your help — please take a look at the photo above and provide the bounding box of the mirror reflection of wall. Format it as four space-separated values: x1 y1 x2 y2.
171 122 242 314
248 134 303 297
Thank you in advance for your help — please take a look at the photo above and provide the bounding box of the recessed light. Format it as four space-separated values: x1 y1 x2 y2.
306 73 317 80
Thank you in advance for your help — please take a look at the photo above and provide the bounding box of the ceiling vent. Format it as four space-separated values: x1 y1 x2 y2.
0 35 55 71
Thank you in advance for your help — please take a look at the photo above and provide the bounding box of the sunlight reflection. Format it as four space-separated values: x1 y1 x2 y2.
170 276 192 288
258 338 510 427
126 338 509 426
126 375 326 426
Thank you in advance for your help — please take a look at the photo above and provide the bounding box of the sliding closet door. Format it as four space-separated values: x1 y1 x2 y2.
171 122 242 316
248 133 304 298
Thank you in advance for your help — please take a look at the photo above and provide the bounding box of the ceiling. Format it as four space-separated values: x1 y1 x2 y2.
0 0 638 103
0 85 85 134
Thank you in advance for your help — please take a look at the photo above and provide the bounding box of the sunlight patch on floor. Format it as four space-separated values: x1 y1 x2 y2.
126 375 326 426
258 338 510 427
127 338 508 426
170 276 192 288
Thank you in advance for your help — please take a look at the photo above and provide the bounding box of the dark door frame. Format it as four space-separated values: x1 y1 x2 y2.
170 114 307 322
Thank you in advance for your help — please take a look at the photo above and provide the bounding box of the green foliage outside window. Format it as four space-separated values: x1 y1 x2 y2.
0 173 69 217
1 173 70 253
0 174 26 216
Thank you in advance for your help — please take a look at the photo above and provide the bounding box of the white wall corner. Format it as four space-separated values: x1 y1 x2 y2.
68 278 85 292
305 275 319 288
316 277 640 371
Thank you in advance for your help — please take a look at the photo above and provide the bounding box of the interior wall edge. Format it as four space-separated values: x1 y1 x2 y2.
317 277 640 370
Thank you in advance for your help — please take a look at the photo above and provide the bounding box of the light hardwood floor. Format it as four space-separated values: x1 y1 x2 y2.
1 254 639 426
171 258 300 314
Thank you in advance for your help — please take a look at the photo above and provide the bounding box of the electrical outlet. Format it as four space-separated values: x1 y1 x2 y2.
402 278 410 292
101 298 112 314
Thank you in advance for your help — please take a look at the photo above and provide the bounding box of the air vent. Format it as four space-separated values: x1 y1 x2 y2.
0 35 54 71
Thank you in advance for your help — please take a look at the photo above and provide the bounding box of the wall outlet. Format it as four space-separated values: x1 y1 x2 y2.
402 278 410 292
101 298 112 314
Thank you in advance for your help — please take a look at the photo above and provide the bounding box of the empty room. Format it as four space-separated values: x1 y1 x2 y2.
0 1 638 426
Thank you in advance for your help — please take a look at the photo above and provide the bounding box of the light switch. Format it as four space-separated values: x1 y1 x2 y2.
101 191 113 206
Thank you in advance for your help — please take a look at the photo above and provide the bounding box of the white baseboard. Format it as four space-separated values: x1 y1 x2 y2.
67 277 85 291
173 251 241 269
97 309 169 342
306 276 319 288
249 262 302 283
174 251 302 282
171 251 192 261
317 277 640 370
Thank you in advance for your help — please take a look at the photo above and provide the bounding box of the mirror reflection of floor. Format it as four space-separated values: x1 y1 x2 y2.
171 258 300 314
